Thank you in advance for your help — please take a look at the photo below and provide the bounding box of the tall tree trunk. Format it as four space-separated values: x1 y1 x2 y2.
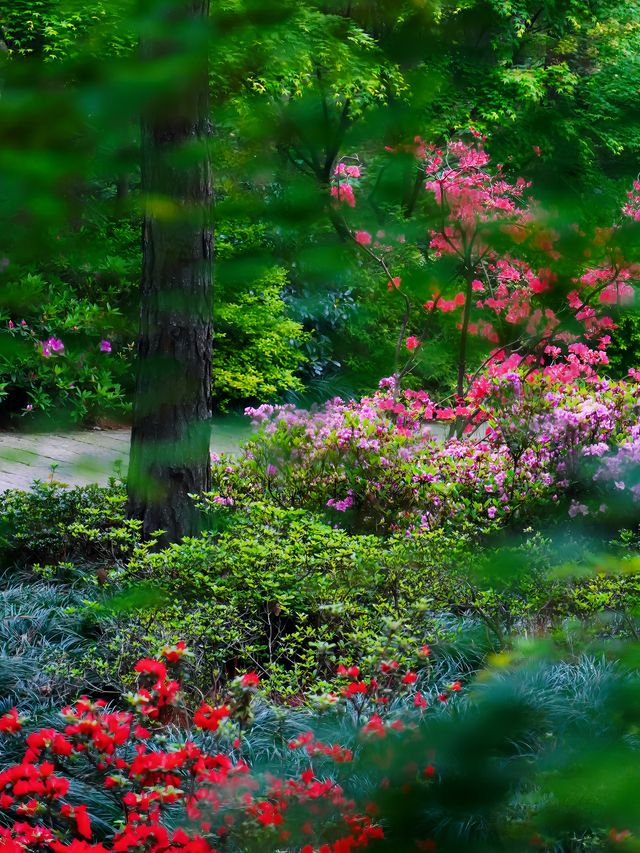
127 0 212 545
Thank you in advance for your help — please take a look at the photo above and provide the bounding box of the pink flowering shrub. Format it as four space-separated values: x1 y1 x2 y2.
1 312 126 424
206 367 640 534
484 369 640 498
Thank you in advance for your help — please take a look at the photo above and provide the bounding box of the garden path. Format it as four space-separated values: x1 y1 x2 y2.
0 416 252 492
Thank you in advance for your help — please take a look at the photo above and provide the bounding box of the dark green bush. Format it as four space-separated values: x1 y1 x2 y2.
0 480 137 573
2 483 640 702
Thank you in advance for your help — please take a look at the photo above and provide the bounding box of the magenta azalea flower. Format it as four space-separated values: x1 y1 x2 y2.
42 337 64 357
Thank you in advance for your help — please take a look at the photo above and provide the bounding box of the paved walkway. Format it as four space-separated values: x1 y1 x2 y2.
0 419 251 492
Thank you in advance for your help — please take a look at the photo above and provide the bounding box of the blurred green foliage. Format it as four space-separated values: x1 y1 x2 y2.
2 0 640 420
608 311 640 378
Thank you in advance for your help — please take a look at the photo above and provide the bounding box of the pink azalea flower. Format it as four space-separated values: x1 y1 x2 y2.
354 230 372 246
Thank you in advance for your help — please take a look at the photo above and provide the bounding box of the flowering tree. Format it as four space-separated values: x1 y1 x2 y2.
330 133 640 433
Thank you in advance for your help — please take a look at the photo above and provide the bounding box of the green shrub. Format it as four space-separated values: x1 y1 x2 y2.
2 483 640 702
103 504 640 696
213 266 307 410
86 502 479 697
0 273 132 425
0 480 139 574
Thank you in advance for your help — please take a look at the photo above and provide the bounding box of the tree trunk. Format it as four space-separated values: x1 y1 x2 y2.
127 0 212 545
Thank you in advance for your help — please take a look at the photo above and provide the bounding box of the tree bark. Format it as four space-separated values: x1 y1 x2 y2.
127 0 212 545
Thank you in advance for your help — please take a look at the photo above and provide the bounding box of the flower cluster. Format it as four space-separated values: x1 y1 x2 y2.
622 179 640 221
330 162 361 209
41 337 65 358
0 642 634 853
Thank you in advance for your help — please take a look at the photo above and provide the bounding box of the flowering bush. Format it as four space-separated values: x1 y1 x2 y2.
0 282 130 425
205 367 640 535
0 643 443 852
482 368 640 510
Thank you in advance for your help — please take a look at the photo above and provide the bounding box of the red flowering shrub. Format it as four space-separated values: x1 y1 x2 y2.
4 641 640 851
0 644 449 852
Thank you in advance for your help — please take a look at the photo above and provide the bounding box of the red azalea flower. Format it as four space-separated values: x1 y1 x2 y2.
193 703 230 732
134 658 168 681
0 708 21 734
362 715 385 737
337 664 360 678
160 641 188 664
61 804 92 840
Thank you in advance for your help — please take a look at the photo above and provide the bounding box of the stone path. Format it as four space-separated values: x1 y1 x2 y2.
0 418 251 492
